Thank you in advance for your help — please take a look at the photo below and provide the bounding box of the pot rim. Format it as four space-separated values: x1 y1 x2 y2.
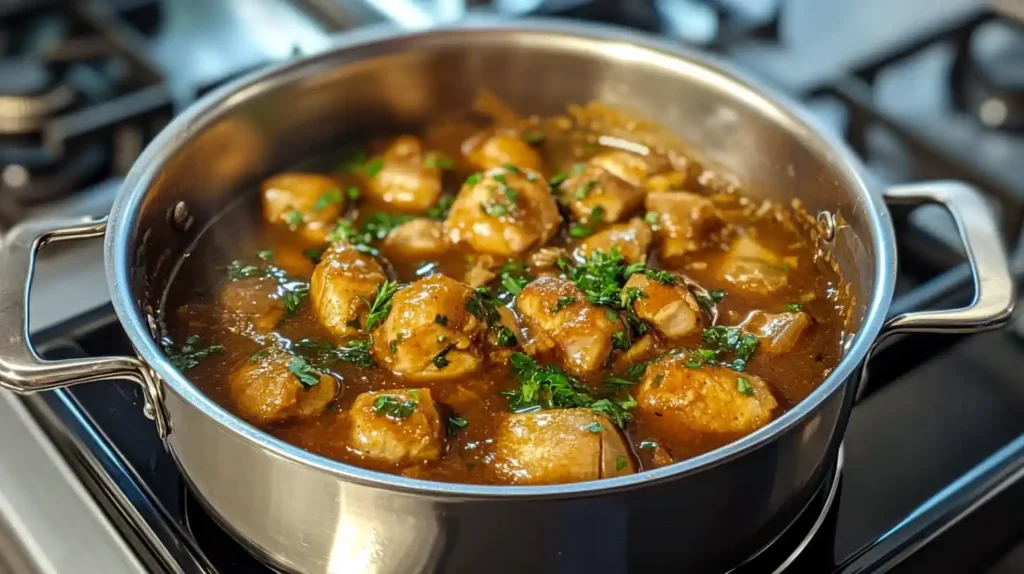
106 17 896 500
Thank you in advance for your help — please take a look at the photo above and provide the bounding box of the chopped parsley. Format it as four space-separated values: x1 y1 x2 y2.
338 150 366 173
604 376 637 387
737 376 754 396
330 212 414 246
373 394 417 419
423 154 455 169
710 289 726 302
549 171 568 187
248 349 271 364
568 205 606 238
281 286 308 315
522 130 545 144
293 337 375 369
585 422 604 433
432 343 455 369
574 180 599 200
465 288 502 327
363 157 384 177
590 395 637 428
434 314 449 326
496 326 518 347
465 173 482 186
423 196 455 219
346 186 361 201
312 188 343 212
643 269 678 285
611 330 630 351
558 247 647 338
496 261 532 302
283 209 303 227
639 440 658 450
225 261 260 280
616 455 628 471
302 248 324 263
257 250 274 261
551 296 578 313
389 339 398 354
571 163 587 174
502 353 637 428
336 338 376 368
361 281 400 331
287 356 321 389
700 326 760 371
447 416 469 434
644 211 659 225
786 302 803 313
482 202 510 217
164 335 223 371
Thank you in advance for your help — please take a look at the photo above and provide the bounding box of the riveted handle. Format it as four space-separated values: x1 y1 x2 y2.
882 181 1014 336
0 217 168 437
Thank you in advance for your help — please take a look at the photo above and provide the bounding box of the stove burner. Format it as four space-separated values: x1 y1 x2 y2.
0 57 76 134
953 19 1024 131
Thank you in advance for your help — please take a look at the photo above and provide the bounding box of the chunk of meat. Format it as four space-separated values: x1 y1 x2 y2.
529 247 569 277
462 254 497 288
262 173 345 244
490 409 635 484
515 277 620 377
310 243 387 337
348 389 444 467
558 153 647 222
637 355 778 434
228 351 336 425
622 273 702 339
365 136 443 212
739 310 812 354
718 236 789 296
644 190 722 259
576 218 653 264
373 275 485 381
382 218 450 260
219 277 283 334
467 133 543 172
444 165 562 257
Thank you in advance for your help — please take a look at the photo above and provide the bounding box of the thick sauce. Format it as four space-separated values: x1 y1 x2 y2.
165 99 848 485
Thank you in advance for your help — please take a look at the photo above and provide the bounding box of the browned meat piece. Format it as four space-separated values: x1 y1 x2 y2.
644 190 722 259
310 243 387 337
219 277 284 335
445 165 562 257
365 136 444 212
739 310 812 354
576 218 653 264
228 351 336 425
637 355 778 434
622 273 702 338
515 277 620 377
558 151 650 222
373 274 485 381
490 409 635 484
467 133 544 172
348 389 444 467
262 173 345 244
383 218 450 260
718 236 789 296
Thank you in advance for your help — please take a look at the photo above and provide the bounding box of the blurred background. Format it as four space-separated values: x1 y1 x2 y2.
1 1 1023 573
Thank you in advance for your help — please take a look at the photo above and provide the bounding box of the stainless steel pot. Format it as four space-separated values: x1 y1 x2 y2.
0 19 1014 574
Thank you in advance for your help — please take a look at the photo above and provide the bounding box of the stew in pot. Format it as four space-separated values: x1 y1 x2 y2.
164 96 849 485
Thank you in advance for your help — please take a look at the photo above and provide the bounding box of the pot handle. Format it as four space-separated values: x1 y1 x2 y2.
0 217 168 437
881 181 1014 337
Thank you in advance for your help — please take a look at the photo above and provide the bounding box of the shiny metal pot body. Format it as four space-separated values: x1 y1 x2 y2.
0 20 1013 574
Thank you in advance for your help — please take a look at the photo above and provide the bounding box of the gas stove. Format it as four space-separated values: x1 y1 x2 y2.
4 1 1024 573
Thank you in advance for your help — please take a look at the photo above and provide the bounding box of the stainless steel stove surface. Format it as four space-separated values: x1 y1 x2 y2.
4 0 1024 573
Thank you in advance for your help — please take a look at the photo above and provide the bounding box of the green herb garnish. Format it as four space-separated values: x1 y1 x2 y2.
737 376 754 396
496 326 517 347
644 211 659 225
423 154 455 169
373 394 417 419
164 335 223 371
447 416 469 433
434 314 449 326
346 186 361 201
303 248 324 263
283 210 303 227
700 326 760 371
423 196 455 219
361 281 400 331
312 188 342 212
585 422 604 433
616 455 628 471
287 356 321 389
522 131 545 144
786 302 803 313
248 349 271 364
363 157 384 177
549 171 568 187
551 296 578 313
432 344 455 369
